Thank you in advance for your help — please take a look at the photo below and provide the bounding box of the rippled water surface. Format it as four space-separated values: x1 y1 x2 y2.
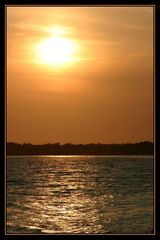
7 155 154 234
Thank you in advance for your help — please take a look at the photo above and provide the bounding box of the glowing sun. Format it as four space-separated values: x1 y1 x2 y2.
35 36 78 66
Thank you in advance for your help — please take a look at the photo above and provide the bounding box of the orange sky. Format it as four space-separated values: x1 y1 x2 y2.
7 6 154 144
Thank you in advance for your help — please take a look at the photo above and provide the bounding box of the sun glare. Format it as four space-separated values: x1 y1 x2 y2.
35 36 79 66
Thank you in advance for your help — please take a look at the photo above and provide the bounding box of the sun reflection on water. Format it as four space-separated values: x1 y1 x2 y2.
7 156 153 234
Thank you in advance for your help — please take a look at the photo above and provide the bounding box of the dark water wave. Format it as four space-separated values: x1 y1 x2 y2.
7 156 154 234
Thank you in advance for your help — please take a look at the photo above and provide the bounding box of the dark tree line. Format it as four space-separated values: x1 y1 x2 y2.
7 141 153 155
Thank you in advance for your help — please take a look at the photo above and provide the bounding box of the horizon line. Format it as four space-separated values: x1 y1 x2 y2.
7 140 154 145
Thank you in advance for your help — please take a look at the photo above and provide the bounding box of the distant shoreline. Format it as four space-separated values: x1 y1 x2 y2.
7 141 154 156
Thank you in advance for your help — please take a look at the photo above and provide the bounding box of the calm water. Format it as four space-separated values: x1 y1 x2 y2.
7 155 154 234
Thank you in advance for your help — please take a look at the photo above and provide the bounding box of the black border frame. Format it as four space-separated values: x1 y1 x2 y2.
1 1 160 239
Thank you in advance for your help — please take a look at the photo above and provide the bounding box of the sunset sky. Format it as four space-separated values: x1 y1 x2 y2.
7 6 154 144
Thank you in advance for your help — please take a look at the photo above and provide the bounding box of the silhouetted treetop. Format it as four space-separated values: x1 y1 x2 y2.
7 141 153 155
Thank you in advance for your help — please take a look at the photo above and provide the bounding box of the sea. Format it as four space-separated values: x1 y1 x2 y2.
6 155 154 234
